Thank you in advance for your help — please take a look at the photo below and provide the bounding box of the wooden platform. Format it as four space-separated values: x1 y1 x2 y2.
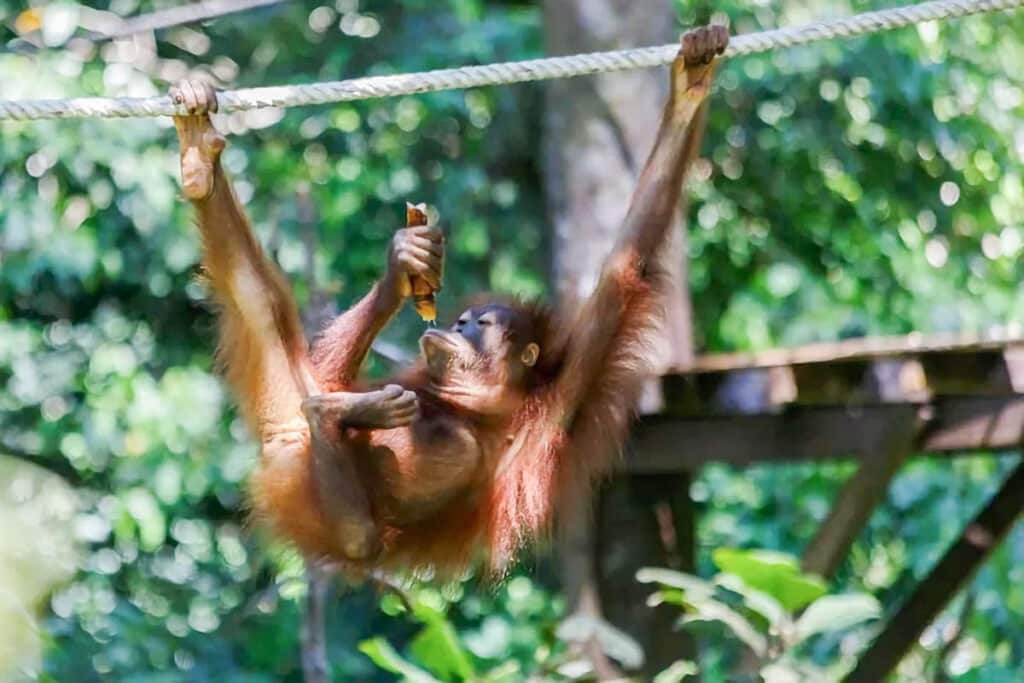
629 332 1024 471
619 332 1024 680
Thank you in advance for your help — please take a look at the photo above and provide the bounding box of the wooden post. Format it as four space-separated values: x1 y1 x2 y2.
801 409 926 578
598 473 698 674
845 461 1024 682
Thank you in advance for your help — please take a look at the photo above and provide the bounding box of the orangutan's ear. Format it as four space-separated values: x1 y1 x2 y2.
521 343 539 368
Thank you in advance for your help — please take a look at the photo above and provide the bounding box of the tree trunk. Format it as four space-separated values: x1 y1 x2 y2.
542 0 699 678
542 0 692 365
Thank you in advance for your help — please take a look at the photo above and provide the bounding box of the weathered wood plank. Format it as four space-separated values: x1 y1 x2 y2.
630 406 918 469
663 359 932 413
844 462 1024 682
922 395 1024 451
665 335 1024 411
919 350 1016 395
628 396 1024 471
685 333 1024 373
800 415 922 578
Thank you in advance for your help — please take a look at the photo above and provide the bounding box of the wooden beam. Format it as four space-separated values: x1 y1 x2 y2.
686 333 1024 374
664 359 933 414
662 367 795 415
919 350 1017 395
844 461 1024 682
666 336 1024 412
922 396 1024 452
628 397 1024 471
630 405 920 470
801 415 922 578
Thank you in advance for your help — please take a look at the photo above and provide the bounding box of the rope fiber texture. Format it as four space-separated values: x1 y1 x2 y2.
1 0 1020 121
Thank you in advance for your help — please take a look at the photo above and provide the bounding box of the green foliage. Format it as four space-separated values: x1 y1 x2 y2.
1 0 1024 680
794 594 883 645
407 601 476 681
1 0 552 679
683 0 1024 351
359 639 440 683
711 548 826 612
359 579 569 682
652 659 699 683
640 549 882 680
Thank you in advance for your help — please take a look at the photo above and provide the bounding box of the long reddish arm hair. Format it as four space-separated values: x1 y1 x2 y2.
472 44 720 573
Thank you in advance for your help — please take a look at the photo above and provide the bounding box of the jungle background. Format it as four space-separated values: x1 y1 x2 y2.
1 0 1024 680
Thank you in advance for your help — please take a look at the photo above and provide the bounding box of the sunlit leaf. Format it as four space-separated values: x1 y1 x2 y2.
712 549 826 612
679 601 767 658
714 573 787 627
793 594 882 644
637 568 717 597
358 638 441 683
410 619 476 681
653 659 700 683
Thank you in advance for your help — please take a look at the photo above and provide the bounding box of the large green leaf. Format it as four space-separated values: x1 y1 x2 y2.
409 619 476 681
712 549 827 612
358 638 441 683
793 594 882 644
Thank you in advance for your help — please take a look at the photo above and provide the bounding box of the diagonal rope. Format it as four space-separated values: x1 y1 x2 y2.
8 0 288 49
95 0 289 40
0 0 1019 121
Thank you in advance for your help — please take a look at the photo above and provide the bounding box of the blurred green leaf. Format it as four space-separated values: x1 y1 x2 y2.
653 659 699 683
409 608 476 681
679 602 767 658
714 573 787 627
358 638 441 683
712 549 826 612
556 614 644 670
637 567 717 598
793 594 882 644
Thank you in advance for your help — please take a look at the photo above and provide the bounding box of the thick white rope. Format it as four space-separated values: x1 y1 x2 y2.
1 0 1019 121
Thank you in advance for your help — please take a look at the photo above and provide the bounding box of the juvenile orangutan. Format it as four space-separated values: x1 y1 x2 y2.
170 25 727 576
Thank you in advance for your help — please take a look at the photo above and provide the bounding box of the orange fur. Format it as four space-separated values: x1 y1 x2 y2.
177 26 723 579
224 264 660 580
201 133 687 580
288 264 663 579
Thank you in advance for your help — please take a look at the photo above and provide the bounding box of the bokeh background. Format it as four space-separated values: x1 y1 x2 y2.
2 0 1023 680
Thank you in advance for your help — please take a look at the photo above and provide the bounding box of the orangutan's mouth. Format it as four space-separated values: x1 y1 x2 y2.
420 329 471 372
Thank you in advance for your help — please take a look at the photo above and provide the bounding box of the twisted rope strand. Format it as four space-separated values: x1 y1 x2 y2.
1 0 1019 121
